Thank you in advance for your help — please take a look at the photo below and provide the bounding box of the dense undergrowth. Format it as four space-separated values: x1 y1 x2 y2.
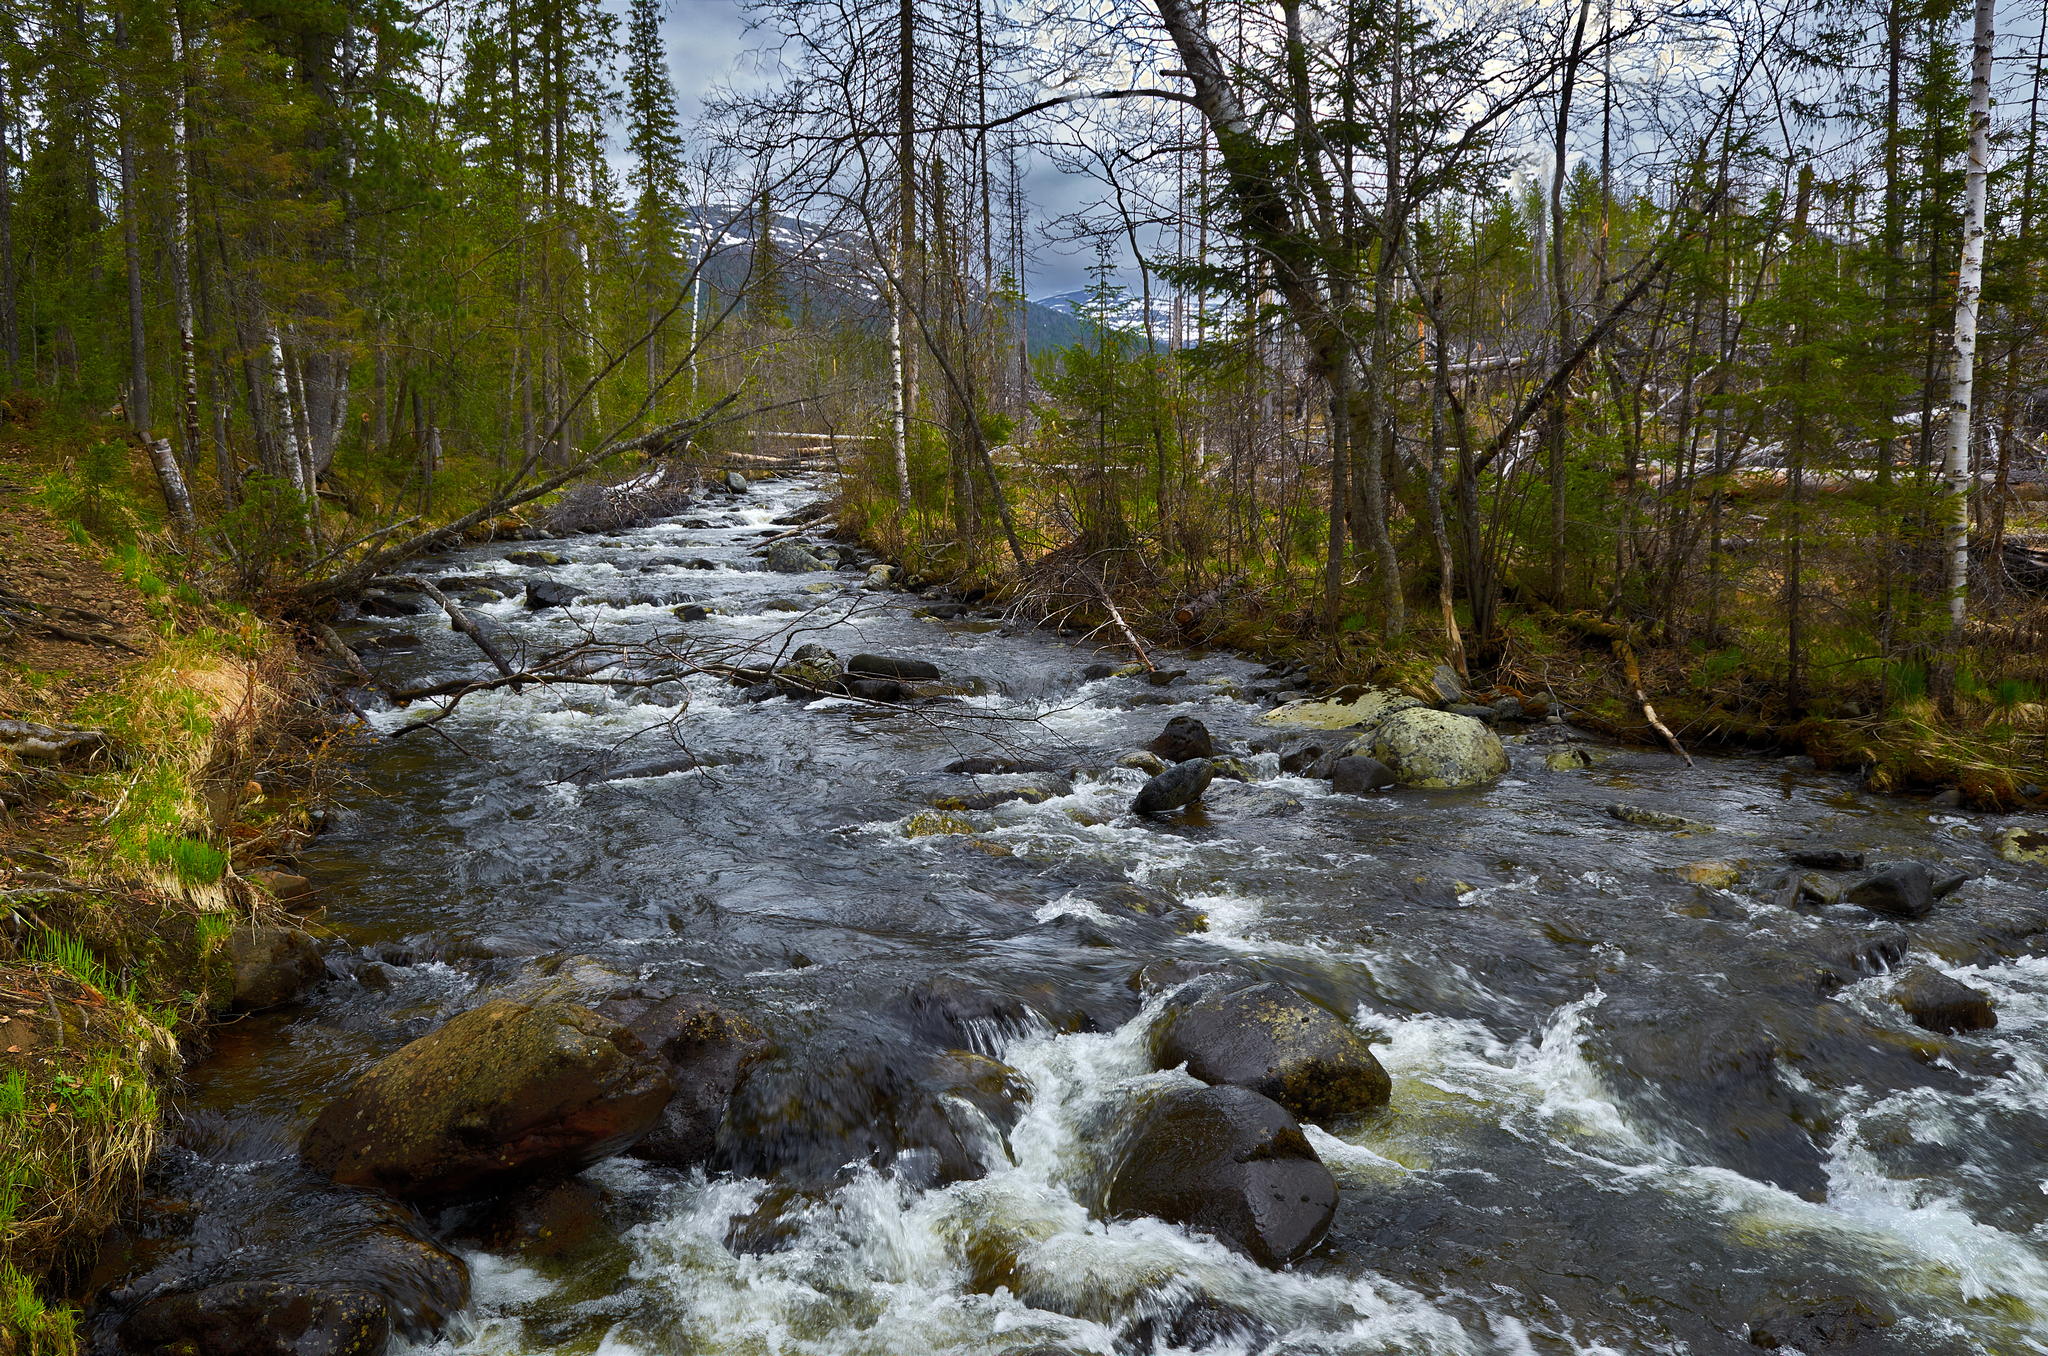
836 422 2048 810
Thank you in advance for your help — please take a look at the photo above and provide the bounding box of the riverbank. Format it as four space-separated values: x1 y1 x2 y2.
0 443 333 1356
839 499 2048 813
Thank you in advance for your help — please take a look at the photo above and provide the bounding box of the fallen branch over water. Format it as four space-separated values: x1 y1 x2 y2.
1552 612 1694 766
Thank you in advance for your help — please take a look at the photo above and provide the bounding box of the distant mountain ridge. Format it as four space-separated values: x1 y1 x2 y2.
674 205 1095 355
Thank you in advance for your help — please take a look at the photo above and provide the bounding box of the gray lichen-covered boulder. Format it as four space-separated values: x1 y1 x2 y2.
1996 825 2048 866
764 540 830 573
301 999 673 1199
1106 1084 1337 1268
1151 982 1390 1125
1364 708 1509 788
223 926 325 1012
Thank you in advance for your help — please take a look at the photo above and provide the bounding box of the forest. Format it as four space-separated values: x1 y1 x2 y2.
1 0 2046 795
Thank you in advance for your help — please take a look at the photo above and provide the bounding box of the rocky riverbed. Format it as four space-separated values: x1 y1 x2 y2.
78 474 2048 1356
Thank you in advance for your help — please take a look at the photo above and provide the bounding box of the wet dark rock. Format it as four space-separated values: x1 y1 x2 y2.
1890 966 1996 1034
944 756 1056 774
356 962 399 994
1810 931 1912 993
1146 669 1188 687
681 557 722 570
1447 702 1499 723
889 977 1036 1052
523 580 582 610
1148 715 1214 763
1132 759 1213 816
1768 870 1844 909
1206 784 1304 818
1329 756 1397 795
846 678 905 702
1929 866 1970 898
1121 1295 1275 1354
1131 959 1256 996
119 1281 394 1356
1747 1295 1895 1350
224 927 325 1012
928 773 1073 811
504 550 568 567
672 604 712 621
847 653 943 681
740 681 778 702
1089 882 1207 933
94 1123 471 1356
1152 982 1390 1124
301 999 674 1199
1929 788 1962 807
1608 803 1714 832
1846 862 1935 919
1081 663 1118 680
356 589 426 619
1583 987 1830 1199
474 1178 610 1260
1790 848 1864 870
1492 696 1525 720
1105 1084 1337 1268
594 993 770 1168
719 1039 1031 1188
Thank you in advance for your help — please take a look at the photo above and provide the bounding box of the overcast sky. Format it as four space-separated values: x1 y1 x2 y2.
653 0 1109 299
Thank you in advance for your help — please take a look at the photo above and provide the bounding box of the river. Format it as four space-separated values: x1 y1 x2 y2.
95 474 2048 1356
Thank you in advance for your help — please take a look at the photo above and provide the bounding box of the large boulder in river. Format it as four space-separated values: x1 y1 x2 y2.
847 653 942 681
223 926 325 1011
764 540 828 573
1845 862 1934 919
1149 715 1214 763
1152 982 1390 1125
523 579 582 610
301 999 673 1199
1363 708 1508 787
718 1040 1031 1189
1133 759 1213 815
1106 1084 1336 1268
598 993 770 1168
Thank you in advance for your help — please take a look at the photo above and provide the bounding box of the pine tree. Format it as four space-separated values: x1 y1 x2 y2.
622 0 683 408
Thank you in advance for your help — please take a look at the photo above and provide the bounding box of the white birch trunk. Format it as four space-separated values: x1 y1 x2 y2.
268 330 304 493
169 8 202 470
890 246 910 513
1945 0 1994 627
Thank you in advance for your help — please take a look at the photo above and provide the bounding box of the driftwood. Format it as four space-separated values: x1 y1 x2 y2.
0 720 109 763
399 575 516 679
1553 613 1695 767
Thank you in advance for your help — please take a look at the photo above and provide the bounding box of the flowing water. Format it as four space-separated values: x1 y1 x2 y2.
90 475 2048 1356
